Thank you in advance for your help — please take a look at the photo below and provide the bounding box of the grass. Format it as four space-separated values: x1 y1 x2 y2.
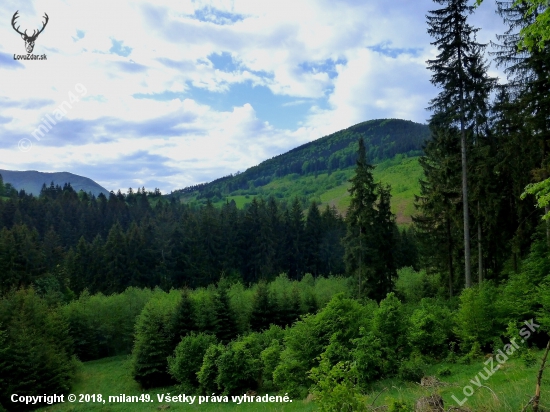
368 351 550 412
39 348 549 412
195 155 423 226
39 356 315 412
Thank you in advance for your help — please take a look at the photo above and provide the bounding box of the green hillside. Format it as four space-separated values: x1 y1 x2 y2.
171 118 429 223
178 154 423 225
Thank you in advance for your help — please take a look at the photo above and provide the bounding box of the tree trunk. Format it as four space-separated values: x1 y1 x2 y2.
447 216 453 298
532 339 550 412
478 201 483 283
457 42 471 288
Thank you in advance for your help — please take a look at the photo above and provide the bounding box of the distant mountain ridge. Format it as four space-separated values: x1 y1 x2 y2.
173 118 430 198
0 170 110 197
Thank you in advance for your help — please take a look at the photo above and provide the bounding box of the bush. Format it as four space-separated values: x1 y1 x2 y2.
387 399 414 412
352 328 383 387
260 340 282 392
274 293 370 397
167 332 217 392
408 298 453 358
372 293 409 375
398 355 426 382
197 343 225 394
131 289 179 388
395 267 438 304
454 282 502 352
437 366 452 377
310 356 368 412
216 333 264 395
63 287 154 361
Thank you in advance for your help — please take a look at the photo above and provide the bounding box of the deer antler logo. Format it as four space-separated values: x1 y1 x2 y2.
12 11 49 54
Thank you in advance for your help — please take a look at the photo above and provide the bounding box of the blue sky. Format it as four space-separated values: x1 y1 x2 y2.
0 0 506 193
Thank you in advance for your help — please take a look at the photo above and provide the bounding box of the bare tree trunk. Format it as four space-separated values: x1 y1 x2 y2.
460 119 471 288
478 201 483 284
447 216 453 298
532 339 550 412
545 205 550 247
458 52 471 288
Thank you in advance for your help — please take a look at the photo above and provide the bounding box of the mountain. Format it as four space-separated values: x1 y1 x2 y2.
0 170 110 197
171 119 430 224
173 118 430 198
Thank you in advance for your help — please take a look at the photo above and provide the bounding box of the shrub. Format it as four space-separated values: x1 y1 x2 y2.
197 343 225 394
371 293 409 375
63 287 154 361
408 298 453 358
454 282 502 352
131 289 179 388
395 267 438 304
310 356 368 412
398 355 426 382
437 366 452 377
274 293 370 397
352 328 383 387
167 332 217 392
260 340 282 392
387 399 414 412
216 333 264 395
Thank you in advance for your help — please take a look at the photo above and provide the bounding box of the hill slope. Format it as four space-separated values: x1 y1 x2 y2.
173 118 430 198
0 170 110 197
171 119 429 224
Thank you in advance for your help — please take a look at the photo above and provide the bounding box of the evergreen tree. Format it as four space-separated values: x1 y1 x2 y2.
304 201 323 277
214 279 238 343
249 281 277 331
343 138 379 299
426 0 495 287
413 128 462 297
170 289 197 348
285 198 306 280
103 221 127 293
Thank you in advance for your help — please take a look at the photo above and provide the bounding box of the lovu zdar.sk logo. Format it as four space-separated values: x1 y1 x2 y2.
11 10 49 54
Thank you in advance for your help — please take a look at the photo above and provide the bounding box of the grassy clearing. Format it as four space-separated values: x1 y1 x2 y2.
368 351 549 411
39 349 549 412
202 156 423 225
39 356 315 412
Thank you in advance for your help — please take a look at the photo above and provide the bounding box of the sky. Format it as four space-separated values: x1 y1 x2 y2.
0 0 508 194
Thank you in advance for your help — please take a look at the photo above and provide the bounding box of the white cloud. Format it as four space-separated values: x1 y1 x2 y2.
0 0 507 193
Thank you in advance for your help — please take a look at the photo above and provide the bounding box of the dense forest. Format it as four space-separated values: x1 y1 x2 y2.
2 0 550 411
0 176 417 296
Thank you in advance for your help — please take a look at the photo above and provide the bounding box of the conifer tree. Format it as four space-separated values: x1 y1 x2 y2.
343 138 378 299
170 289 197 348
213 279 238 343
426 0 495 287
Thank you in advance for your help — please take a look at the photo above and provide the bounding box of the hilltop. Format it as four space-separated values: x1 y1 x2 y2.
0 170 110 197
171 118 430 223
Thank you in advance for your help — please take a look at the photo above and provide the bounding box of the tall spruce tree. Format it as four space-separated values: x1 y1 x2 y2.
426 0 494 287
343 138 381 299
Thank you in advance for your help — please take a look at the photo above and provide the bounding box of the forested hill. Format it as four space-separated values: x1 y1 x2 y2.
173 118 430 198
0 170 109 197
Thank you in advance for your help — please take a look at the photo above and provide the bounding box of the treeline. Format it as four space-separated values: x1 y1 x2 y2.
173 119 429 199
414 0 550 294
0 274 350 410
0 177 418 296
0 175 17 198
